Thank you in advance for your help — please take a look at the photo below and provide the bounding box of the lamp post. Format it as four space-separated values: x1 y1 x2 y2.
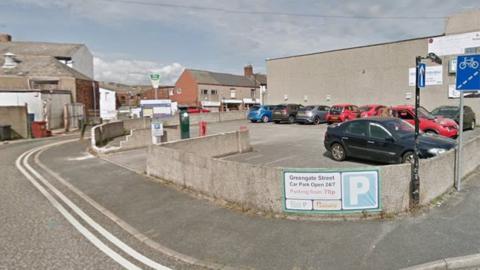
411 53 442 206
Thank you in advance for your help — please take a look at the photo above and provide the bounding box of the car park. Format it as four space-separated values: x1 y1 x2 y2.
295 105 330 125
324 117 456 164
432 105 476 130
248 105 275 123
360 104 387 118
272 104 303 124
326 104 360 124
391 105 458 138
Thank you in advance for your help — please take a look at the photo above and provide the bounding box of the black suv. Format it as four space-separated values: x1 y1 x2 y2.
272 104 303 124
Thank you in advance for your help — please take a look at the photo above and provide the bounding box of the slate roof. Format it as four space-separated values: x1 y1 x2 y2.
0 41 84 58
0 55 92 80
188 69 259 87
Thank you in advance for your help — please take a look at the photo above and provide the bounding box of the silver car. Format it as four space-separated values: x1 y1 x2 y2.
296 105 330 125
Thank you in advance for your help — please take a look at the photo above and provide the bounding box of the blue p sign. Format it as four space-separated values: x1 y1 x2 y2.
341 171 379 210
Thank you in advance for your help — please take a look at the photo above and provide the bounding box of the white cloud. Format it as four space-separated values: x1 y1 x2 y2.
94 57 184 85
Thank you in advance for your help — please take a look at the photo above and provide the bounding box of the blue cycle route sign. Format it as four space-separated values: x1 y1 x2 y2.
456 55 480 91
418 63 426 88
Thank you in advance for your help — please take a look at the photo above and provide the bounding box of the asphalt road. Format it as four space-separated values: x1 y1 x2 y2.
0 137 205 270
32 136 480 270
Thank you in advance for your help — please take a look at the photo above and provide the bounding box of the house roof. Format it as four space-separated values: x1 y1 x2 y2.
0 55 92 80
0 41 84 58
188 69 259 87
99 81 173 94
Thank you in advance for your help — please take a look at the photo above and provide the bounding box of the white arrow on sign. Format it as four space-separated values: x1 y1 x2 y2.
418 65 425 87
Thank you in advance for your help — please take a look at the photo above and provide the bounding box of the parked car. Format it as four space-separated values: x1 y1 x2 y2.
248 105 275 123
324 117 456 164
359 104 387 118
391 105 458 138
272 104 303 124
296 105 330 125
431 105 476 130
326 104 360 124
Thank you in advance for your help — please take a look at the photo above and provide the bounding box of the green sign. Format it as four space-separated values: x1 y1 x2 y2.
149 73 161 89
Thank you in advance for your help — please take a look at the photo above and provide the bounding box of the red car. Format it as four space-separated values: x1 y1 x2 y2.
391 105 458 138
326 104 360 124
359 104 387 118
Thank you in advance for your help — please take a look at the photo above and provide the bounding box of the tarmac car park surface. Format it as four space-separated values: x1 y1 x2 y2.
205 119 480 168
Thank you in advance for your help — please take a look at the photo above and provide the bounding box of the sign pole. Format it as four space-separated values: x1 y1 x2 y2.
455 92 465 191
411 56 421 206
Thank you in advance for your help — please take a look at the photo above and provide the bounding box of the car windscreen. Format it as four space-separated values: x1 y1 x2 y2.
274 105 286 110
330 106 343 113
418 107 435 120
383 119 414 137
432 107 458 117
359 106 371 112
303 106 316 110
250 106 260 111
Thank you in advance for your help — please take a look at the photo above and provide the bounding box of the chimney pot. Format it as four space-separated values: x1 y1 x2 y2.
244 65 253 77
0 33 12 42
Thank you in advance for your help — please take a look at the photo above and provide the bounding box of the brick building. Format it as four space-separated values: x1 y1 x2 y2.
99 82 174 106
172 65 267 112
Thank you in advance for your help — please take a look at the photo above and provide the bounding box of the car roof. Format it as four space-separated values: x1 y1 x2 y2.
332 103 353 107
392 105 413 110
345 117 399 123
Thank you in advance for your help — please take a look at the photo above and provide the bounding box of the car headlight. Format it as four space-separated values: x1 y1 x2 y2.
427 148 447 155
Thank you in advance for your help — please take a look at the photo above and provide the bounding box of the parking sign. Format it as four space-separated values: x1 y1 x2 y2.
341 171 379 210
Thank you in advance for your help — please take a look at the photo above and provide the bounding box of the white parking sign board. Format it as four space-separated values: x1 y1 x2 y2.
283 169 380 213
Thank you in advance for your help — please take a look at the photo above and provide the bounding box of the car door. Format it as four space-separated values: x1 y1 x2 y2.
342 121 369 158
367 122 400 162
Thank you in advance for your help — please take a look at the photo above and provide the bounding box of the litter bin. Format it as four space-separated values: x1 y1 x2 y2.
31 121 51 138
0 125 11 141
179 109 190 139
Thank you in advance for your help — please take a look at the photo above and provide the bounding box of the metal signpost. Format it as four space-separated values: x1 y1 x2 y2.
411 53 442 206
455 54 480 191
149 73 161 99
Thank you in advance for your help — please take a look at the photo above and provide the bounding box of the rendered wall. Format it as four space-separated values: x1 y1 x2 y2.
0 106 28 138
91 121 125 147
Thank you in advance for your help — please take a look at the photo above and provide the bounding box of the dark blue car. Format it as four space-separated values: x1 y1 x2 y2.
248 105 275 123
324 117 456 164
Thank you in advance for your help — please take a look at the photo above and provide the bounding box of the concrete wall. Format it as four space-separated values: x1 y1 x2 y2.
119 127 179 151
123 111 247 131
0 105 28 138
91 121 124 147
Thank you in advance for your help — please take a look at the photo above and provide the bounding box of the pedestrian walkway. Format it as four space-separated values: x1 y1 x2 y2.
41 140 480 270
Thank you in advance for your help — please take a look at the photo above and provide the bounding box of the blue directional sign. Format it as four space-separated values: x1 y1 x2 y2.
418 63 426 88
456 54 480 91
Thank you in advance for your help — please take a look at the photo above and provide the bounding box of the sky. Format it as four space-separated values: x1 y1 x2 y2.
1 0 480 85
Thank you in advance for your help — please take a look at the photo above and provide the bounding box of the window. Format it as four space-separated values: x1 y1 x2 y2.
230 89 236 98
345 121 368 137
251 89 256 98
211 89 217 95
202 89 208 95
396 110 414 120
369 123 392 140
30 80 59 90
176 88 182 94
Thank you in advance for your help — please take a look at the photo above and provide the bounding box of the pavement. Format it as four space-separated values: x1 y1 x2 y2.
20 136 480 269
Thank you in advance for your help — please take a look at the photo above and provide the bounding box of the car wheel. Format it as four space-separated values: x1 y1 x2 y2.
274 121 280 124
331 143 346 161
250 120 257 123
402 151 414 164
288 115 295 124
471 120 476 130
262 115 269 123
314 117 321 125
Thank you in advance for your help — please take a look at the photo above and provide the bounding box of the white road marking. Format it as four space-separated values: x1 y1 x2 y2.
263 155 297 165
16 141 172 270
67 153 95 161
16 147 142 270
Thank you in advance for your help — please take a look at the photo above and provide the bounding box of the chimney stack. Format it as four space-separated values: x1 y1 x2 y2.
244 65 253 77
3 52 17 69
0 33 12 43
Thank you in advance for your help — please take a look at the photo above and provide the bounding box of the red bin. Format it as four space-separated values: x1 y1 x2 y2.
31 121 51 138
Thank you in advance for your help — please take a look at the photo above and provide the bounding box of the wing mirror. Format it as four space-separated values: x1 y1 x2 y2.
386 136 395 143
